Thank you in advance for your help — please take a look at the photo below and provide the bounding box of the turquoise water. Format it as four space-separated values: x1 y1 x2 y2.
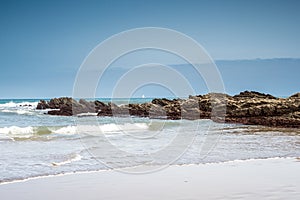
0 98 299 183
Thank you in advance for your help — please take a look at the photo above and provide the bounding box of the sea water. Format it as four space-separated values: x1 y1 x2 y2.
0 98 299 183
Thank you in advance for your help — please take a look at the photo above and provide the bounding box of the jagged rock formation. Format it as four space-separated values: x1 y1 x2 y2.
36 91 300 128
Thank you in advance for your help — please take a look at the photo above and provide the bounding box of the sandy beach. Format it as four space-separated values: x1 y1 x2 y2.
1 157 299 200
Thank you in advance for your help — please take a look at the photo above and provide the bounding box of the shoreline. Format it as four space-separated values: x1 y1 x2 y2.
1 157 299 199
0 156 298 186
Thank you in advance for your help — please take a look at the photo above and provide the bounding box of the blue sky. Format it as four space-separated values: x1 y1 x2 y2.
0 0 300 98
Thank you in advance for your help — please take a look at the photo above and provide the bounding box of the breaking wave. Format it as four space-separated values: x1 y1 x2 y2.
0 109 35 115
0 101 39 116
51 154 82 166
0 125 77 140
0 101 38 108
0 122 180 140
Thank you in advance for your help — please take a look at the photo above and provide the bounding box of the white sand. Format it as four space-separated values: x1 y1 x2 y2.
0 158 299 200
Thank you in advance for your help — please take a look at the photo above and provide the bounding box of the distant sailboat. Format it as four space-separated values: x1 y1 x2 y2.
142 94 145 98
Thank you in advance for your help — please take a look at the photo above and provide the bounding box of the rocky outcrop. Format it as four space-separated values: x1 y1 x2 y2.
233 91 277 99
37 97 101 116
36 91 300 128
289 93 300 99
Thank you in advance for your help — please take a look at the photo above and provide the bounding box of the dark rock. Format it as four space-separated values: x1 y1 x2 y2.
97 103 113 116
164 102 181 120
38 97 102 116
128 103 150 117
44 97 77 109
37 91 300 128
233 91 276 99
37 100 49 109
48 104 73 116
149 104 166 118
152 98 175 106
225 116 300 128
79 99 96 113
94 100 106 111
203 93 231 99
289 93 300 98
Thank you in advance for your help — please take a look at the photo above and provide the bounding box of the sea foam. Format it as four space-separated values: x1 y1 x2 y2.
0 123 154 139
51 154 82 166
0 101 38 108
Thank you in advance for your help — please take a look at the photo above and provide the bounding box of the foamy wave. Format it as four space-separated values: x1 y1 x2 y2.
51 126 77 135
0 126 78 140
76 112 98 117
99 123 149 133
0 123 162 139
0 109 34 115
83 122 178 134
0 126 78 138
0 101 38 108
0 126 35 139
74 123 152 136
0 101 39 116
51 154 82 166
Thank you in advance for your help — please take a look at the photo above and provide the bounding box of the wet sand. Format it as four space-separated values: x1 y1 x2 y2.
0 158 299 200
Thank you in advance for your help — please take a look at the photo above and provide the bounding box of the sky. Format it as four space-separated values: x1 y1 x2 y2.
0 0 300 98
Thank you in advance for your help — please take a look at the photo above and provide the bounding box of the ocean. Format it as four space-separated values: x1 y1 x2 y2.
0 98 299 183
